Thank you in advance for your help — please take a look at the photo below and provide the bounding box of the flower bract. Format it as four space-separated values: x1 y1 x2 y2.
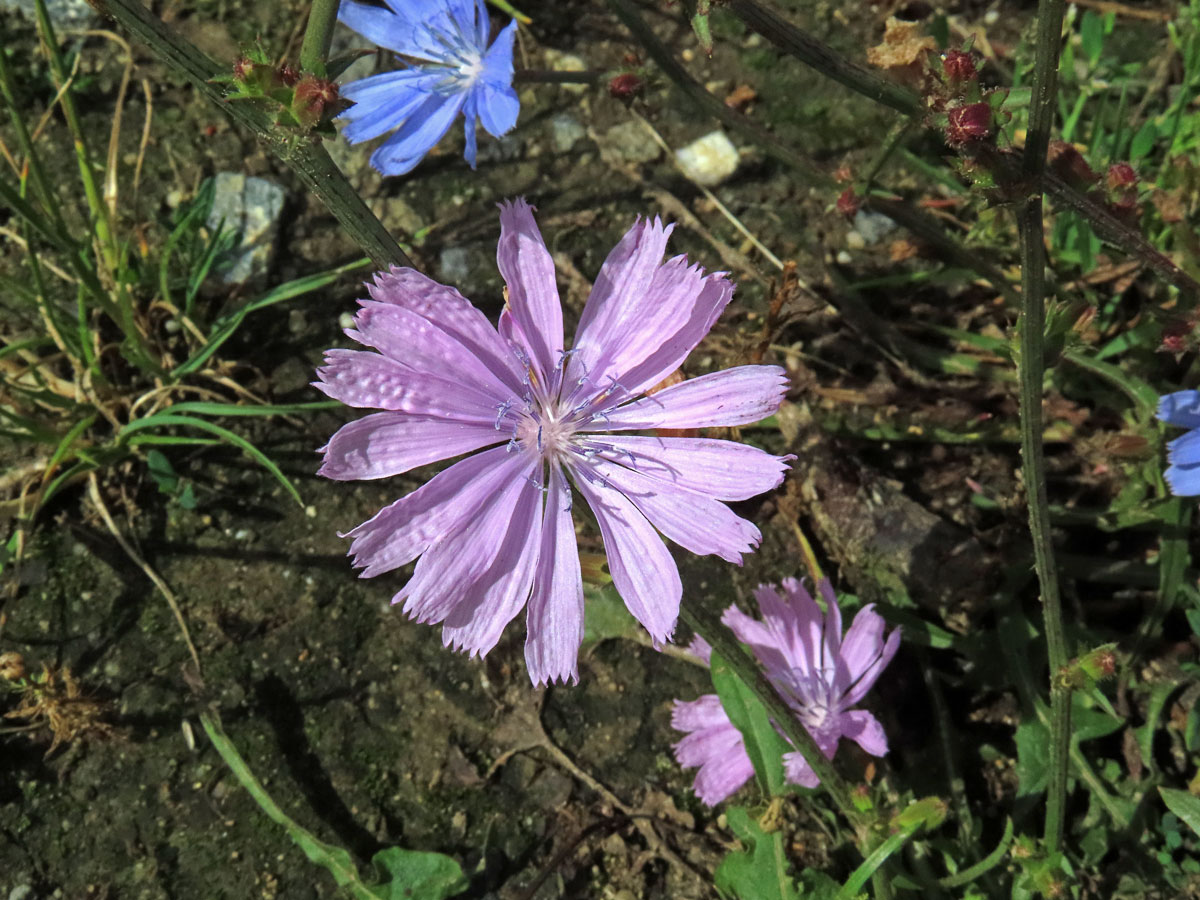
672 578 899 805
336 0 519 175
314 199 792 685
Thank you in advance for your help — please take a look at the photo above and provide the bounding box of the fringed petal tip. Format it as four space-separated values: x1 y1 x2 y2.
1158 390 1200 427
1165 463 1200 496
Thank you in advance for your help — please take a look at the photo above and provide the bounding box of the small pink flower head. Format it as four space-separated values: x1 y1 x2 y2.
315 200 792 686
941 49 976 89
671 578 899 805
945 102 992 147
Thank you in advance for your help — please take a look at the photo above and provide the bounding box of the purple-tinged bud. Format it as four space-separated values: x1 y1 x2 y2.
609 72 643 101
292 74 340 128
837 188 861 217
945 102 992 147
232 55 253 82
942 49 976 88
1107 162 1137 191
279 64 300 87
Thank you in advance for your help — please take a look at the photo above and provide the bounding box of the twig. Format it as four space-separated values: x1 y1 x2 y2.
87 473 202 674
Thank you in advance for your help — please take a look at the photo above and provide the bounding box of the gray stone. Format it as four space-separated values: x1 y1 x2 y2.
603 121 661 164
439 246 472 284
478 133 523 163
1 0 94 28
206 172 286 284
852 210 898 245
550 114 586 153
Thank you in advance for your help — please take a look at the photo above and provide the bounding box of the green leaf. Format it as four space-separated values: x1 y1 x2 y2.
1015 719 1050 797
713 807 802 900
1080 11 1104 67
368 847 467 900
1130 120 1158 161
1160 788 1200 839
581 583 640 644
710 650 791 797
119 413 302 506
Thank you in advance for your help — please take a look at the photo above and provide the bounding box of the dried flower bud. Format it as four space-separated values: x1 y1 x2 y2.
836 187 861 217
1048 140 1099 189
232 55 253 82
1107 162 1137 190
0 652 26 681
942 49 976 87
608 72 643 101
945 102 992 147
279 64 300 87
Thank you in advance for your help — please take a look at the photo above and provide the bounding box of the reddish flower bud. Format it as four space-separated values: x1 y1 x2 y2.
836 188 860 217
1161 320 1191 353
608 72 643 101
279 64 300 87
292 74 340 128
1107 162 1137 190
942 49 976 87
945 102 992 147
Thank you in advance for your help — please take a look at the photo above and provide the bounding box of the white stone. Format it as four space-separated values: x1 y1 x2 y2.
675 131 740 186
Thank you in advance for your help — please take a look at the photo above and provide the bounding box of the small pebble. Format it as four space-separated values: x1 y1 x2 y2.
675 130 740 186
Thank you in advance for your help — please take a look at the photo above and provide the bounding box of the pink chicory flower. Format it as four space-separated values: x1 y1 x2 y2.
314 199 792 686
672 578 899 805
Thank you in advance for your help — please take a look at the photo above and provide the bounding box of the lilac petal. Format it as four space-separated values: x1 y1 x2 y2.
573 470 681 645
477 21 519 136
782 751 821 789
338 70 441 144
671 693 729 734
319 413 502 480
313 349 497 423
772 578 828 678
1158 390 1200 429
577 457 760 564
337 0 435 59
1168 428 1200 466
440 477 542 657
366 268 526 394
565 218 674 395
840 710 889 757
496 200 563 386
721 603 794 681
369 93 466 177
525 466 585 686
599 366 789 431
393 454 536 625
601 266 736 406
344 446 530 577
349 301 515 403
1165 462 1200 496
820 581 843 671
686 634 713 665
672 696 753 806
594 435 791 501
841 611 901 707
751 583 820 678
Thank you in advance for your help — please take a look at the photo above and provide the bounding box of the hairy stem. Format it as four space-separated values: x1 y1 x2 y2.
1018 0 1071 854
299 0 340 74
96 0 413 270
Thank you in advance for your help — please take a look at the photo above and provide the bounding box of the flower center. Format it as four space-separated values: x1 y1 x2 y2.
516 403 577 462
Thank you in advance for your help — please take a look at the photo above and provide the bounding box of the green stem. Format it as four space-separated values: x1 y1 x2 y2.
726 0 920 115
32 0 119 274
678 604 869 832
96 0 413 270
1018 0 1071 854
299 0 339 75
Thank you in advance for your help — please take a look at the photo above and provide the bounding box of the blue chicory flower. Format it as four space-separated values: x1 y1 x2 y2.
336 0 519 176
1157 390 1200 495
